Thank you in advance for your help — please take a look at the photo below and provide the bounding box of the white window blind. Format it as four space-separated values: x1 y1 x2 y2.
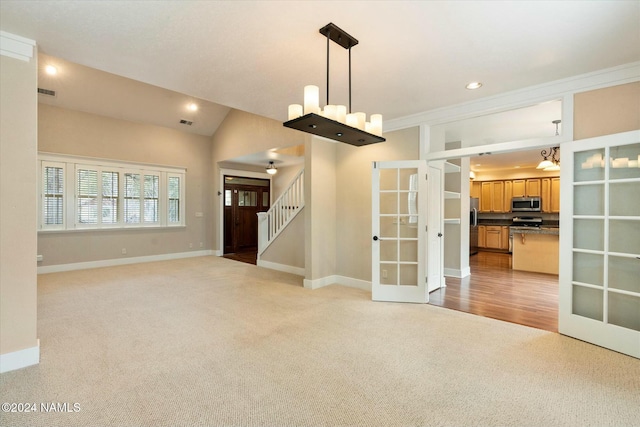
42 162 65 228
168 175 182 224
102 171 119 224
77 168 98 224
144 174 159 223
124 172 141 224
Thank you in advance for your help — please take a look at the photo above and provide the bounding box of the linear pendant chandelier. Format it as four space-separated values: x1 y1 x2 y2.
283 23 386 147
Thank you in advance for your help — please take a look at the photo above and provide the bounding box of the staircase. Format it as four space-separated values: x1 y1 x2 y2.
257 168 304 255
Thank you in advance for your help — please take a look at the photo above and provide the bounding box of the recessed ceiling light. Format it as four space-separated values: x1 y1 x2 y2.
465 82 482 90
187 103 198 111
45 65 57 75
514 165 521 169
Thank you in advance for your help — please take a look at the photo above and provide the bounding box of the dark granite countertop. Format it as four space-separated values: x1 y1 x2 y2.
509 226 559 236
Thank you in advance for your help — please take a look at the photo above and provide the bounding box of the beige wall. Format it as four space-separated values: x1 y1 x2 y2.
1 52 39 356
211 109 304 251
574 82 640 140
272 164 304 200
305 137 337 280
335 127 420 281
260 210 305 268
37 104 213 266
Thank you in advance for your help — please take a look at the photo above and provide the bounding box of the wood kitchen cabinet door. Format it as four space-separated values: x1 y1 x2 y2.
503 180 512 212
470 181 482 199
512 179 525 197
541 178 551 212
526 179 541 197
478 225 486 247
501 226 510 250
486 226 502 249
551 177 560 212
480 182 492 212
491 181 504 212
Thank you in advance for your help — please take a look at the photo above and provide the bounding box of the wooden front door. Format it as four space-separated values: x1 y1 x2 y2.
224 176 270 254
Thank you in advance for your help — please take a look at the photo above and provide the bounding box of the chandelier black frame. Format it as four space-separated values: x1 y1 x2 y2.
283 23 386 147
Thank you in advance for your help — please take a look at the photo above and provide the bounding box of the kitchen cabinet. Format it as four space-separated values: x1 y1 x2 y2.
512 179 541 198
480 182 492 212
526 179 541 197
503 180 512 212
541 177 561 213
551 178 560 213
478 225 486 248
512 179 525 197
501 226 510 250
491 181 505 213
485 226 502 249
541 178 551 212
470 181 482 199
512 232 559 274
480 181 505 213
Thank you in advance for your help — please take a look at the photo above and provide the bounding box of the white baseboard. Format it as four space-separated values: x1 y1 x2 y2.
303 275 338 289
335 275 372 291
37 250 215 274
256 259 305 276
303 275 372 292
0 339 39 373
444 267 471 278
214 250 223 256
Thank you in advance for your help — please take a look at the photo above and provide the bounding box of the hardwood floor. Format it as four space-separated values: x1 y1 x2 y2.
428 251 558 332
223 250 257 265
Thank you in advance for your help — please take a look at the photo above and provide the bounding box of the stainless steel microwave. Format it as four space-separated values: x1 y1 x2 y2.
511 197 541 212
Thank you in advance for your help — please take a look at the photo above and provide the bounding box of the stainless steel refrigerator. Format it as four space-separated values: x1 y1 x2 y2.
470 197 479 255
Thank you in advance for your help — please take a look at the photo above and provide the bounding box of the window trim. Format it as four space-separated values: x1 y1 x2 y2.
38 153 186 231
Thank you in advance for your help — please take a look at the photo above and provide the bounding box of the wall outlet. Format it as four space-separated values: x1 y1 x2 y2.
199 242 203 248
36 255 43 262
121 248 127 255
382 269 388 279
189 243 193 248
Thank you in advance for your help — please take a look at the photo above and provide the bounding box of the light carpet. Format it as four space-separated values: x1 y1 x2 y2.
1 256 639 427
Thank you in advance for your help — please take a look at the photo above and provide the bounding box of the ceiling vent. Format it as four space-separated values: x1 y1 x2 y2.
37 88 56 97
179 119 193 126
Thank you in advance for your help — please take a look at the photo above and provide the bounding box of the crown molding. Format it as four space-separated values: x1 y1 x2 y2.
0 31 35 62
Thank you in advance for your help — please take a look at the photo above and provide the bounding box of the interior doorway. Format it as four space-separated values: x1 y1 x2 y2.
223 176 270 258
421 99 568 331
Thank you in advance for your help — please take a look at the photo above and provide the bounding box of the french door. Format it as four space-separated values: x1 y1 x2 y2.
372 161 428 303
559 130 640 358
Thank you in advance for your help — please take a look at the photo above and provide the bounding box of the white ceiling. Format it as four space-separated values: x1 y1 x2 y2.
2 1 639 169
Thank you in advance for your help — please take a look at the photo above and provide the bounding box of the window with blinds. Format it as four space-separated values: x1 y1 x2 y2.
38 155 185 230
102 171 119 224
168 175 181 223
77 168 98 224
124 173 141 224
42 162 65 228
144 174 159 223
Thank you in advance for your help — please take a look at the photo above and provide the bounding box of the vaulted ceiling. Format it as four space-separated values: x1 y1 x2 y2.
2 1 639 170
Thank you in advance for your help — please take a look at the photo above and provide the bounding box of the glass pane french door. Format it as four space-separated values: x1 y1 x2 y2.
372 161 427 303
559 131 640 358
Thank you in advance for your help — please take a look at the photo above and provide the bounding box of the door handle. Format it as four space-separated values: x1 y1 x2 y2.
373 236 379 241
437 233 443 237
